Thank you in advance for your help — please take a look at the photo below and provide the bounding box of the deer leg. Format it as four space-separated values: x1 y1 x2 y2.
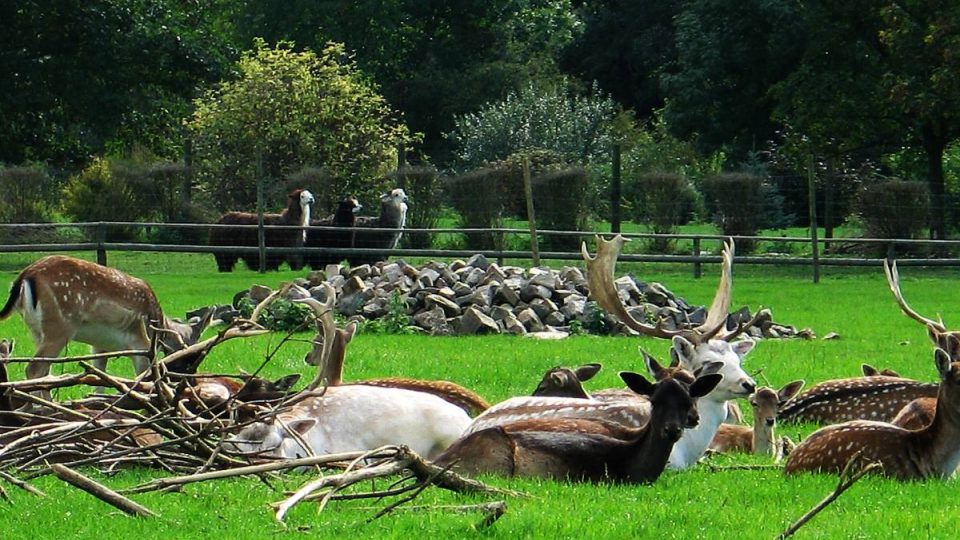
90 348 114 395
24 338 69 403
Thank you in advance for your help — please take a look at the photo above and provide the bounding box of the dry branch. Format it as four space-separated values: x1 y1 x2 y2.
51 464 158 517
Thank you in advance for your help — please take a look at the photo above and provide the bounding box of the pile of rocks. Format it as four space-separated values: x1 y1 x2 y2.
224 254 811 339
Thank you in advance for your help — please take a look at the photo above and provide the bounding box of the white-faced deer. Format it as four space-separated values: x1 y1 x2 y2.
299 284 489 415
433 364 722 483
582 235 758 469
708 380 804 457
226 284 472 460
785 337 960 480
0 256 209 397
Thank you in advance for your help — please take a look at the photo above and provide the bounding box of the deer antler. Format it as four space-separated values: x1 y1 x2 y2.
292 283 340 391
582 235 733 344
883 259 946 333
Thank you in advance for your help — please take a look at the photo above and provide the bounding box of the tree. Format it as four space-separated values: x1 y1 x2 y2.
187 40 412 211
661 0 806 161
215 0 579 162
0 0 228 168
775 0 960 240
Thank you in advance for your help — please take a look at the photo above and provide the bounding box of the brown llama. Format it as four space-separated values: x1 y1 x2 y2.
209 189 315 272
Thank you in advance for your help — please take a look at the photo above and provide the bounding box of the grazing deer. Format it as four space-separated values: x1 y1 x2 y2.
433 362 722 483
785 338 960 480
708 380 804 456
582 235 758 469
0 256 209 397
226 285 472 460
299 284 489 415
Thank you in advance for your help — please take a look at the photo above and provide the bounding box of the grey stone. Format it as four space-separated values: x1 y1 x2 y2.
425 294 461 317
459 307 500 335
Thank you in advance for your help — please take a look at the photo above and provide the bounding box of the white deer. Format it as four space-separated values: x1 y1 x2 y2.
581 235 759 469
226 283 470 460
0 255 209 395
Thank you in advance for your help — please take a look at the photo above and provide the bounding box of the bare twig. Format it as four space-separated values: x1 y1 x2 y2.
778 455 882 539
51 464 158 518
0 470 46 498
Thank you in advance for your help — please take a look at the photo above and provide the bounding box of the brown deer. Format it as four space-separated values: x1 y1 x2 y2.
297 283 489 415
708 380 804 457
0 256 209 398
861 364 901 377
433 360 722 483
582 235 758 469
531 363 602 399
785 337 960 480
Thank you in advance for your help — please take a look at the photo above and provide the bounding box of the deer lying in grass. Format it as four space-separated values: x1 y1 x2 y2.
0 256 209 399
785 335 960 480
861 364 901 377
433 356 722 483
708 380 804 457
226 285 471 460
299 283 489 415
581 235 758 469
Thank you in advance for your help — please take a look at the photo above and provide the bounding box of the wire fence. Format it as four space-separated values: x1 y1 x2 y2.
2 221 960 282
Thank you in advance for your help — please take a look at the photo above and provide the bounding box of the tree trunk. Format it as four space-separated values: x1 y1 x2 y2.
922 120 948 241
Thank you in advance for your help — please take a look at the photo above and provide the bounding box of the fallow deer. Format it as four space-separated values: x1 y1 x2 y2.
433 364 722 483
225 284 472 460
861 364 901 377
581 235 758 469
298 283 489 415
708 380 804 457
531 363 602 399
785 337 960 480
0 256 209 398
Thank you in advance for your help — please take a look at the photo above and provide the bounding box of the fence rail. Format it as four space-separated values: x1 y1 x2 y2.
2 221 960 280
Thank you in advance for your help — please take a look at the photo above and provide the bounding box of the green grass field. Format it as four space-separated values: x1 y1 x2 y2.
0 250 959 539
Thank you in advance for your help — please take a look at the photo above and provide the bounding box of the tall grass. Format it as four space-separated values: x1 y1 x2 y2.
0 251 958 538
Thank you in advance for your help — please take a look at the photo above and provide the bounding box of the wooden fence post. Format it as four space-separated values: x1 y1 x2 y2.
692 237 702 279
611 143 622 234
96 222 107 266
523 157 540 267
256 150 266 274
808 156 820 283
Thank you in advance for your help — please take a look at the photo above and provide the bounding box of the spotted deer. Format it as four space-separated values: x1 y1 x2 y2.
582 235 757 469
0 256 209 398
861 364 901 377
708 380 804 457
433 358 722 483
299 284 489 415
226 285 472 460
785 337 960 480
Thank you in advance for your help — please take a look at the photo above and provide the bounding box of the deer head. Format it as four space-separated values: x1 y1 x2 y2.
293 283 358 391
532 363 602 398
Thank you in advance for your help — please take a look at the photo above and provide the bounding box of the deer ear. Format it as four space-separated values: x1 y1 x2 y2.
778 380 805 403
574 363 602 382
620 371 655 396
273 374 301 392
344 321 359 342
935 348 952 381
671 336 697 367
695 361 724 377
283 418 316 436
642 349 664 378
861 364 878 377
731 338 755 358
689 373 723 398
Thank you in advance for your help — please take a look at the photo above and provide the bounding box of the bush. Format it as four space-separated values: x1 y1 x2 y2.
628 172 699 253
391 166 442 249
62 158 143 241
858 179 929 256
0 164 54 224
702 173 764 252
446 169 505 251
532 168 591 251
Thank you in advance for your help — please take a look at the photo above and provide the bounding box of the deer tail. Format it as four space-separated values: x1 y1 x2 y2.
0 274 25 321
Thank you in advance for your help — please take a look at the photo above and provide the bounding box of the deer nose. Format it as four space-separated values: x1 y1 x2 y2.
765 417 775 427
664 425 683 441
742 381 756 394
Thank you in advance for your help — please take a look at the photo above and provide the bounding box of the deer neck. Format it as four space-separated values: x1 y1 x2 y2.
920 384 960 476
667 396 727 469
751 419 776 456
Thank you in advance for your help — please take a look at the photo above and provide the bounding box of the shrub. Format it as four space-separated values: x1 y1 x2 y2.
702 173 764 252
532 168 591 251
446 169 504 251
858 179 929 256
0 164 54 224
62 158 143 241
395 166 443 249
628 172 699 253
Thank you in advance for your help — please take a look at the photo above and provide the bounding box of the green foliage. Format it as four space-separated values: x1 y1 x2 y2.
628 172 699 253
531 168 592 250
360 290 415 335
188 39 412 211
395 166 444 249
858 179 929 255
702 172 764 252
446 80 618 170
61 158 143 241
0 164 54 223
236 296 313 333
445 168 507 251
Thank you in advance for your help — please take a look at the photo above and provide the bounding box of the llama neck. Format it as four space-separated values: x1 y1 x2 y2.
299 201 311 242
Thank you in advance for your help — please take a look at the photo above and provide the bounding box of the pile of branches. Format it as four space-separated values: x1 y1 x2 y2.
0 285 515 525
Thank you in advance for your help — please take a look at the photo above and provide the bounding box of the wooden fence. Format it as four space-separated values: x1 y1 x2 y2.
2 221 960 281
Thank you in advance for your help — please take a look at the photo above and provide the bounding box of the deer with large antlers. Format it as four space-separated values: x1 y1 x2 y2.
581 235 758 469
785 335 960 480
226 284 472 460
708 380 804 457
434 355 722 483
0 256 209 399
